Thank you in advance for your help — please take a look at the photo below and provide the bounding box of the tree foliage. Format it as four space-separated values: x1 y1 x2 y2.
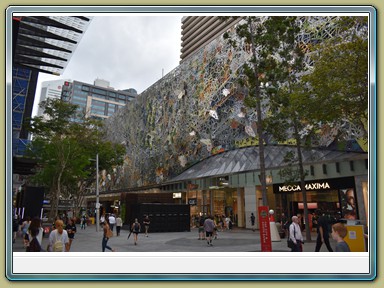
25 98 125 220
222 16 303 206
303 16 368 138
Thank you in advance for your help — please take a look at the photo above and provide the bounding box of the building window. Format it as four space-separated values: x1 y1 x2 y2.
92 88 107 96
322 164 327 174
310 165 314 176
336 162 340 173
350 161 354 171
92 93 106 99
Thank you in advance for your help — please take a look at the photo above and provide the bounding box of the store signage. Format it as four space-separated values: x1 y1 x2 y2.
188 198 197 206
258 206 272 252
173 193 182 199
278 181 331 192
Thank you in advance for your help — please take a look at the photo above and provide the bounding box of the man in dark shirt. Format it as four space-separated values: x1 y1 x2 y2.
315 211 333 252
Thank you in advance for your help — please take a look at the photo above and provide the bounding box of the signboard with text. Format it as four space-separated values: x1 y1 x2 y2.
188 198 197 206
258 206 272 252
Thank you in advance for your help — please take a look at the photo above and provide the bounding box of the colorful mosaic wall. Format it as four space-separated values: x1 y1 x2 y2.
103 16 367 190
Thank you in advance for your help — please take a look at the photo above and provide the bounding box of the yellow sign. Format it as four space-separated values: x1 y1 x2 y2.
344 225 366 252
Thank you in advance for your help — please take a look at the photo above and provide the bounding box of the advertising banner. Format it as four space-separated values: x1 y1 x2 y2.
258 206 272 252
344 225 366 252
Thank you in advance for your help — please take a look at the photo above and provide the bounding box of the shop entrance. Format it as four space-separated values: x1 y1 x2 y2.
277 190 341 231
188 188 240 226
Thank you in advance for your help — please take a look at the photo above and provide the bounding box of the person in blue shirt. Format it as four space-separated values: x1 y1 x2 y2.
331 222 351 252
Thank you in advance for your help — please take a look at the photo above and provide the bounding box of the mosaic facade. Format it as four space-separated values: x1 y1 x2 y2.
103 16 367 191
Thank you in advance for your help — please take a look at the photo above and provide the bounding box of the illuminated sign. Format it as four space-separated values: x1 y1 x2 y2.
173 193 182 199
278 182 331 192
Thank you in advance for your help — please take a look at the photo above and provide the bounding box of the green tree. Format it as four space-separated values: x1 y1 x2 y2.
266 16 368 241
303 17 368 139
222 16 302 207
25 98 125 220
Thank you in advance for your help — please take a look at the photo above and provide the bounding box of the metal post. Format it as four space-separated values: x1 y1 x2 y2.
96 153 100 232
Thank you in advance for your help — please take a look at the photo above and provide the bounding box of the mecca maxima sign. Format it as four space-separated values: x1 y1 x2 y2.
273 177 355 194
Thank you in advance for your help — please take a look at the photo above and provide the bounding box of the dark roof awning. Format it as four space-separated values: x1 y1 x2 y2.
169 145 367 182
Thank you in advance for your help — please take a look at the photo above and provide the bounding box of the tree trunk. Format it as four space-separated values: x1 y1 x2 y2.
249 19 268 206
294 120 312 242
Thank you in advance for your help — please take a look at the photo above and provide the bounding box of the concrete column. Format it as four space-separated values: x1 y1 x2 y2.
244 186 257 229
237 188 244 227
210 190 214 216
202 190 207 216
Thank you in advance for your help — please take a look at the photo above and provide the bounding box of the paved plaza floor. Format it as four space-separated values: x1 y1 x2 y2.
12 224 338 253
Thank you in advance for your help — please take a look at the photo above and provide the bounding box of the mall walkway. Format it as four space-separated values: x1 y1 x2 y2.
12 224 337 253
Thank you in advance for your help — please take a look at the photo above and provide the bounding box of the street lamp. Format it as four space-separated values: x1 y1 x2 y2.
90 154 100 232
95 153 100 232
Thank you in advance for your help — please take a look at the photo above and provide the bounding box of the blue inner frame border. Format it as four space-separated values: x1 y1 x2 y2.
5 5 377 281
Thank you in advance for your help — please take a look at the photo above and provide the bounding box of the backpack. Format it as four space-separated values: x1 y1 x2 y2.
52 233 64 252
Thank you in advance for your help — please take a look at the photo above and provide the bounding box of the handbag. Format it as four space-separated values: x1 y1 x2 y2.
287 238 294 249
287 224 296 248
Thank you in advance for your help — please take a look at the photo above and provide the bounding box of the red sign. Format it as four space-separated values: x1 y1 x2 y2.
258 206 272 252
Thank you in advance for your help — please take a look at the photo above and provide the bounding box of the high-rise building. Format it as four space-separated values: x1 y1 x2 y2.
11 15 92 163
9 14 92 219
36 79 70 117
180 16 241 62
61 79 137 121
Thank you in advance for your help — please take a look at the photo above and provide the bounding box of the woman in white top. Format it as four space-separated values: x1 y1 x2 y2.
289 216 304 252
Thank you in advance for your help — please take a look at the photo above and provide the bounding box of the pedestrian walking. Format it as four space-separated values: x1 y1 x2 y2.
289 216 304 252
331 223 351 252
20 216 31 246
116 215 123 236
250 213 256 231
315 210 333 252
197 216 205 240
65 218 77 251
143 215 150 237
102 219 115 252
24 217 44 250
109 214 116 234
225 216 232 230
12 215 19 243
80 215 87 229
212 217 219 239
100 214 105 229
48 219 70 252
26 225 43 252
280 212 288 237
204 215 215 246
131 218 141 245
